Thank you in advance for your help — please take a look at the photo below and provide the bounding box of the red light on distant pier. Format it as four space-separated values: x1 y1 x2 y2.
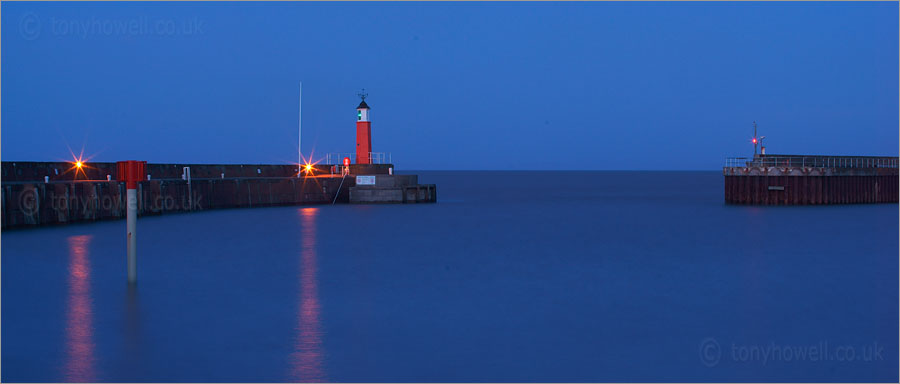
752 138 757 144
343 157 350 167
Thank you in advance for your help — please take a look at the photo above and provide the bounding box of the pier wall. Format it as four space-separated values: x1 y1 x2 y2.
2 161 397 182
723 155 898 205
724 174 898 205
2 162 435 229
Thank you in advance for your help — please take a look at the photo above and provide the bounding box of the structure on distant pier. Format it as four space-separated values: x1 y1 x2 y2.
723 154 898 205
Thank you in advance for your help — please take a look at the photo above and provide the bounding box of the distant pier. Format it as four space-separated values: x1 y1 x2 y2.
723 154 898 205
1 161 436 229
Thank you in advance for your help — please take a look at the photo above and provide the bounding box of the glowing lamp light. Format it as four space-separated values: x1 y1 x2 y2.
751 138 757 144
66 147 95 180
343 157 350 167
304 164 314 174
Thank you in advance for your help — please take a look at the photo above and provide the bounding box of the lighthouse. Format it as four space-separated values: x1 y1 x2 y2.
356 90 372 164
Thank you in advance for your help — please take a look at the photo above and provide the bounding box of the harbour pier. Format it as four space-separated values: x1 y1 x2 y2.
1 161 436 230
2 91 438 230
723 154 898 205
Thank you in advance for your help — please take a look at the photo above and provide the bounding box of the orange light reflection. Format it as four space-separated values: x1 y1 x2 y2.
289 207 326 382
65 235 96 382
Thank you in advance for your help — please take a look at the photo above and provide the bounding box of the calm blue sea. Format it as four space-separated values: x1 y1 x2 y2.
2 171 897 382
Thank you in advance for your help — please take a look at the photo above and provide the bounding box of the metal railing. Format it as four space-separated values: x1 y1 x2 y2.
325 152 392 165
725 157 751 168
325 153 355 166
725 155 898 169
367 152 391 164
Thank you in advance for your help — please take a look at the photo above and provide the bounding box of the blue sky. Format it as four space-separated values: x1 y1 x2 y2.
3 2 897 170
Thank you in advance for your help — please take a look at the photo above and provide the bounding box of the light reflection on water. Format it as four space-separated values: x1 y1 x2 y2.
64 235 96 382
289 207 326 382
1 172 896 382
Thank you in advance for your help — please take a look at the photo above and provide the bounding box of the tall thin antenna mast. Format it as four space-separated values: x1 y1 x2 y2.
752 121 758 158
297 81 303 177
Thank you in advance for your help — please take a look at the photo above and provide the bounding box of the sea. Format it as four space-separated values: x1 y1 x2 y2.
2 171 897 382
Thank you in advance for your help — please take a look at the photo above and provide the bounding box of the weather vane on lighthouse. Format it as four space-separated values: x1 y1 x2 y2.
358 88 368 101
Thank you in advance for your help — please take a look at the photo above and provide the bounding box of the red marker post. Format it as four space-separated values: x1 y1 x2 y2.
117 160 146 284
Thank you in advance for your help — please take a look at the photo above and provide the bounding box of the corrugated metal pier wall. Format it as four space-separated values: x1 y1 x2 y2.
723 154 898 205
724 175 897 205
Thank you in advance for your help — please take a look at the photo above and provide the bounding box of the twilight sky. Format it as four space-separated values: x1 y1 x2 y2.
3 2 897 170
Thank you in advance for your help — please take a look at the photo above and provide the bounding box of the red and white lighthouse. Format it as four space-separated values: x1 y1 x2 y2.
355 90 372 164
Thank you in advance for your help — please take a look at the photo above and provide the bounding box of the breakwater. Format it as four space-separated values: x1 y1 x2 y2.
2 161 436 229
724 154 898 205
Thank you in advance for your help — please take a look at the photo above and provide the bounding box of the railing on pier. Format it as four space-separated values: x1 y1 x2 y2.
725 155 899 169
325 153 354 166
725 157 751 168
367 152 391 164
325 152 392 165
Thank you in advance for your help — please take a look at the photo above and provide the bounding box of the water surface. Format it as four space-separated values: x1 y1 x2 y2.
3 171 897 382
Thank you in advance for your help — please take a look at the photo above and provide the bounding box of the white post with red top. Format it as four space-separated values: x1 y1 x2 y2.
117 160 146 284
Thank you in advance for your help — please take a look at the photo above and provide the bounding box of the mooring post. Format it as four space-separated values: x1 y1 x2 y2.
126 187 137 282
117 160 146 284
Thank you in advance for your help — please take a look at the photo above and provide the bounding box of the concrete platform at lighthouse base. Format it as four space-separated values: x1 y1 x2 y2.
345 173 436 203
350 183 437 204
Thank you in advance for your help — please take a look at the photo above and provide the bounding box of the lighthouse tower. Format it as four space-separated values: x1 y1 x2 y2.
356 90 372 164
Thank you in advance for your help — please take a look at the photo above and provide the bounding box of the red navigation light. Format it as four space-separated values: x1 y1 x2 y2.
343 157 350 167
752 138 757 144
